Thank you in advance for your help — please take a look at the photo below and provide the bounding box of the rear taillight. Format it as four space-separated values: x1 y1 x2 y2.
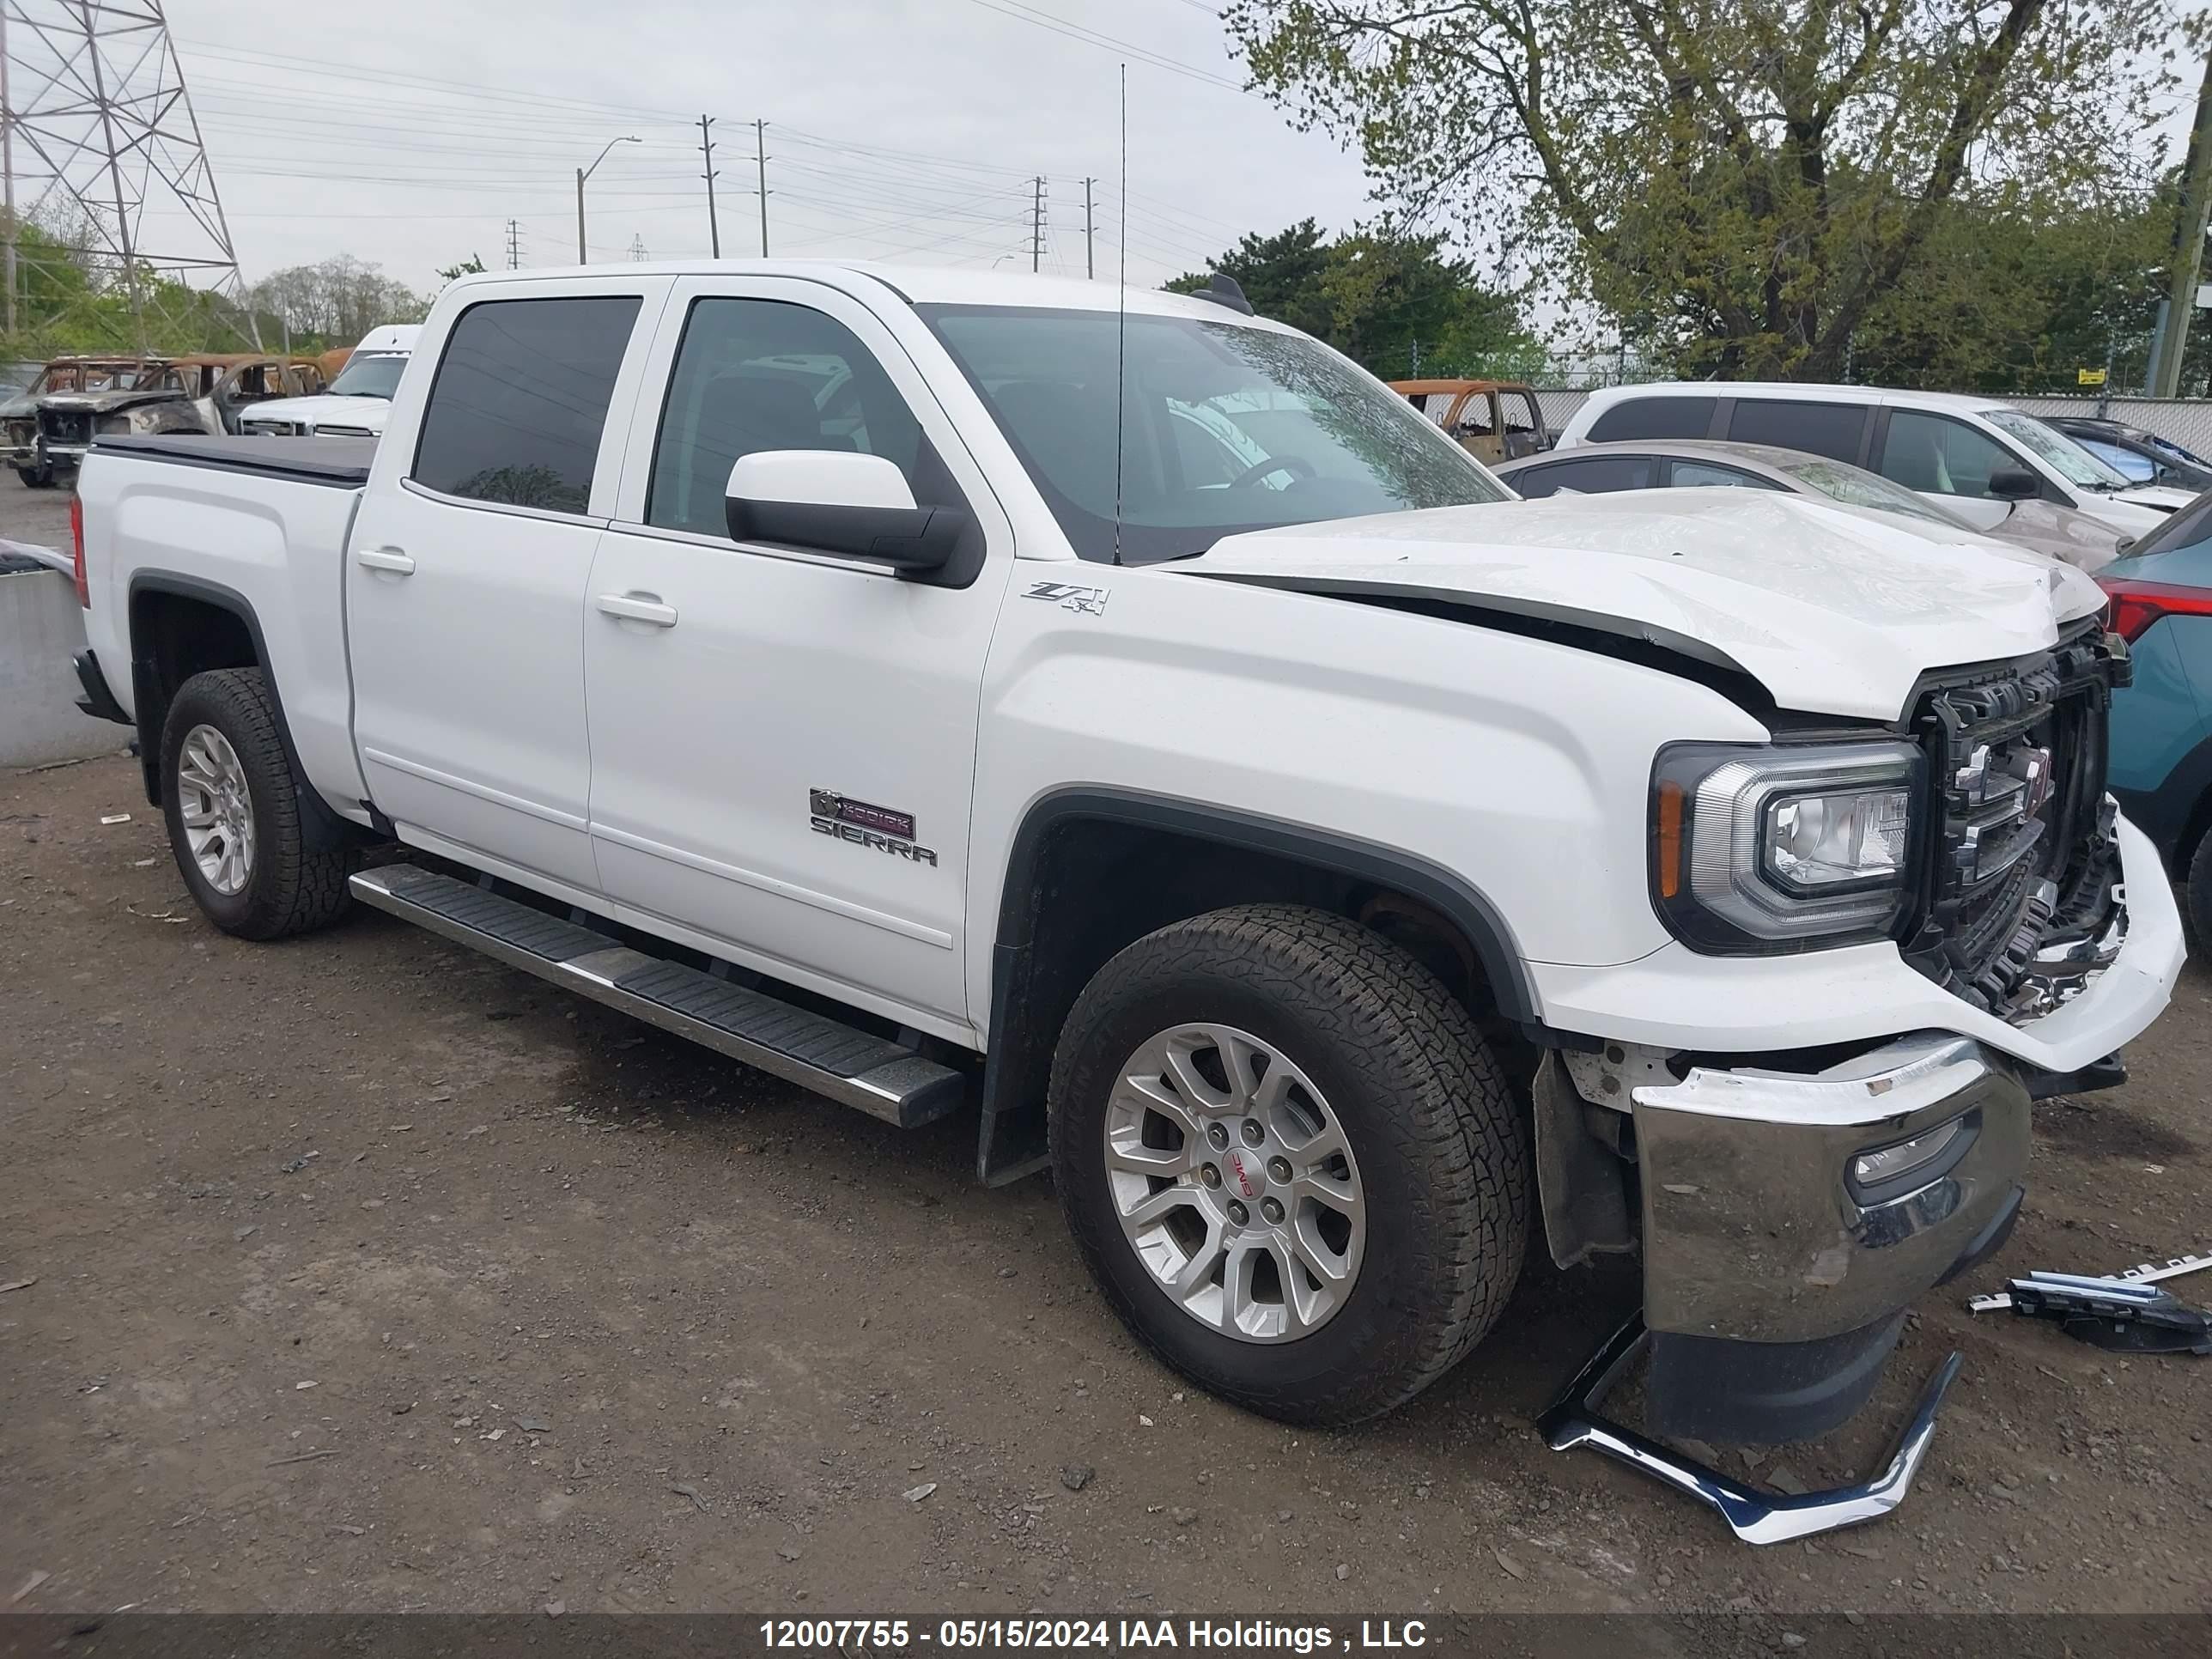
70 492 87 607
2096 576 2212 644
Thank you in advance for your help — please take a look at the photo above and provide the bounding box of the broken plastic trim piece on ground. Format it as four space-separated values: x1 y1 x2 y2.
2002 1272 2212 1354
1967 1247 2212 1312
1536 1311 1962 1547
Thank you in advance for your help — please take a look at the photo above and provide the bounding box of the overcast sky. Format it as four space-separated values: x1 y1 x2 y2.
137 0 1372 295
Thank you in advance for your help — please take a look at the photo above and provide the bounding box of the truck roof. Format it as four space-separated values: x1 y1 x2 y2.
442 260 1285 324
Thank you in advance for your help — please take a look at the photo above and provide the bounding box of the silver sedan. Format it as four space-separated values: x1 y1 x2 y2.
1495 438 2124 572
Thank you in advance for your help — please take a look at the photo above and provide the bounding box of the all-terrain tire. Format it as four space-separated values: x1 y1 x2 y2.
1048 903 1529 1426
160 667 356 939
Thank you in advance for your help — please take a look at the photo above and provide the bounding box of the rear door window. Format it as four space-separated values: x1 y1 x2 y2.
1724 398 1866 463
1586 396 1718 441
1508 454 1656 496
412 295 642 515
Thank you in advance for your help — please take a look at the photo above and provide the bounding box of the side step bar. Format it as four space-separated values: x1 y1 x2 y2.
350 865 965 1129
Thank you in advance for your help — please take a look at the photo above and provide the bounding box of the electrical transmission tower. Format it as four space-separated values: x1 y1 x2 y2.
1029 175 1048 273
626 233 647 262
0 1 254 349
505 218 522 270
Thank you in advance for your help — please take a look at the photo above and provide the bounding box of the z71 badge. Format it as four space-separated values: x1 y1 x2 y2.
1023 580 1110 616
809 789 937 866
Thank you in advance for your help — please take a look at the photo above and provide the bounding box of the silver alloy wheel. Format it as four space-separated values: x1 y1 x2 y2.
1104 1022 1366 1342
176 723 256 896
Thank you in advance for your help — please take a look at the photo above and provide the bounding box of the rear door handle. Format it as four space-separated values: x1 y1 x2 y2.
356 547 415 574
596 592 678 628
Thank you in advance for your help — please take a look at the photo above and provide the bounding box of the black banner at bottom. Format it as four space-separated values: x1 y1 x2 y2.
3 1614 2209 1659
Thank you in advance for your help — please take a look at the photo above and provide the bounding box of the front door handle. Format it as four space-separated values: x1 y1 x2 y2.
596 592 678 628
356 547 415 574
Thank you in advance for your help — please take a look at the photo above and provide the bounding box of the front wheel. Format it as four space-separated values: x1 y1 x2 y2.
160 667 356 939
1048 904 1529 1426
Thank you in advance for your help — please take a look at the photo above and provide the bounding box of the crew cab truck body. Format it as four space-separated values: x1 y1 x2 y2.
72 262 2183 1465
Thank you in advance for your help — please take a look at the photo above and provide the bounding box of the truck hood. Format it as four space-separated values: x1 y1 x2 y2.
240 392 393 432
1179 490 2104 723
42 387 181 416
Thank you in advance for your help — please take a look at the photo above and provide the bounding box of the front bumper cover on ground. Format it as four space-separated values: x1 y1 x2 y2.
1540 1311 1962 1546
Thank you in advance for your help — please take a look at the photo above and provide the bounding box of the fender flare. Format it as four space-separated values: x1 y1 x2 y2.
975 784 1538 1183
125 570 356 852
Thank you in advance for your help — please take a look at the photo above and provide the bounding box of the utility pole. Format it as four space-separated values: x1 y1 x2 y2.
2153 46 2212 398
628 233 647 261
753 118 770 257
698 115 720 258
2 9 15 338
1083 177 1095 279
1030 175 1048 273
505 218 521 270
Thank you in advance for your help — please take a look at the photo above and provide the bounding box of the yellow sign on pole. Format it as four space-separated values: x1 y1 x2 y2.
2078 367 2109 386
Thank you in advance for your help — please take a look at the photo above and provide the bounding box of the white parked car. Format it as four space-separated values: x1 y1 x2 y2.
1557 381 2190 537
239 324 422 440
64 264 2179 1531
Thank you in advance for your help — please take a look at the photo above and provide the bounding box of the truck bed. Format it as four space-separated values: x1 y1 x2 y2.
92 432 374 488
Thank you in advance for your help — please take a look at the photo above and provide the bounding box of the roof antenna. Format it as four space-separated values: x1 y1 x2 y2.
1111 62 1127 568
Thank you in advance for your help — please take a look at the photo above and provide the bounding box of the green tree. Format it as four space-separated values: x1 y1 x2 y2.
1169 221 1540 377
1226 1 2192 379
436 252 489 283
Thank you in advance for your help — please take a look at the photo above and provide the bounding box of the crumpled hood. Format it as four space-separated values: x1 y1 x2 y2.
240 392 393 431
41 386 180 416
1179 489 2104 722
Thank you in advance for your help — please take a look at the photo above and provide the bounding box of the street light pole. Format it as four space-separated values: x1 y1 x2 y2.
575 136 641 264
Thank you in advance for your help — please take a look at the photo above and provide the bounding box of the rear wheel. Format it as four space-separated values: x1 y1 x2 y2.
160 667 356 939
1048 903 1528 1425
15 465 47 489
2187 820 2212 948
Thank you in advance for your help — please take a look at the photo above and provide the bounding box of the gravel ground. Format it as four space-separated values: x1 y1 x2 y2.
3 481 2209 1620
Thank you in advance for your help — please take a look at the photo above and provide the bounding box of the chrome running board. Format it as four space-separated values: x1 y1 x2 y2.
350 864 966 1130
1537 1312 1961 1547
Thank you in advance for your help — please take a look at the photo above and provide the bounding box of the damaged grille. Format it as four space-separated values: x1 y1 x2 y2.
38 408 89 447
1904 624 2128 1020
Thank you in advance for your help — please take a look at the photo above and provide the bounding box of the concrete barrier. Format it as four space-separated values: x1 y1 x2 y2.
2 566 128 768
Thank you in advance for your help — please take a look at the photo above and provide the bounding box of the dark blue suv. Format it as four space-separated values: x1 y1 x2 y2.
2102 492 2212 939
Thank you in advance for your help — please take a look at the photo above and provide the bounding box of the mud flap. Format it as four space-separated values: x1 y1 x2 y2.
1533 1052 1636 1269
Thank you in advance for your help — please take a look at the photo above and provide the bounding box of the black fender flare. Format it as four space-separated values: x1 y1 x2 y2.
975 784 1537 1183
125 570 357 853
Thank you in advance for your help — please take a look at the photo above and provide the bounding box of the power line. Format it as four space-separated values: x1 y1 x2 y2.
958 0 1247 93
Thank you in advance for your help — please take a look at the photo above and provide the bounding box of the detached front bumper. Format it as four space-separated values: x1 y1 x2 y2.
1634 1034 2027 1345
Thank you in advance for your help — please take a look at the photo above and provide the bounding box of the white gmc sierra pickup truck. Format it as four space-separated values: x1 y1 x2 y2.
68 262 2183 1479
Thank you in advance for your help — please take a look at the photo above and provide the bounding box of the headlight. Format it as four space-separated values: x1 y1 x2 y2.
1651 739 1924 952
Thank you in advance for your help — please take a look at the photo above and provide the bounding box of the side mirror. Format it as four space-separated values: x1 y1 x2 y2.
725 450 965 574
1987 465 2041 501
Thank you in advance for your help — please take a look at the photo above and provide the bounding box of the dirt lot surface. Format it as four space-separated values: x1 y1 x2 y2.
3 453 2209 1620
6 759 2212 1623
